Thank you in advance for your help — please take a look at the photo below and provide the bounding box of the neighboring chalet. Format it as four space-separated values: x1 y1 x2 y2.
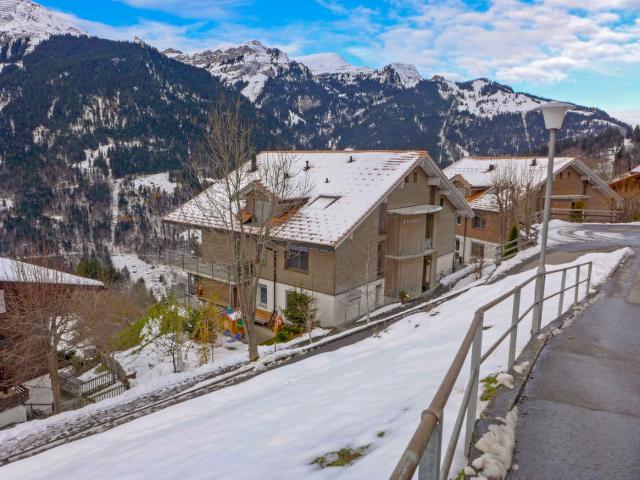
164 150 473 327
609 165 640 221
444 157 623 263
0 257 103 428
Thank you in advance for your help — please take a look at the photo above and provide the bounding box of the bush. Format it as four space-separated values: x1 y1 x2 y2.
504 224 519 256
283 290 317 333
570 200 586 223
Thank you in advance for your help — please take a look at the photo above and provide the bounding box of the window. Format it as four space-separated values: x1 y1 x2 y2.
456 214 462 225
471 242 485 259
455 238 461 251
377 241 385 276
404 175 410 183
413 171 418 183
258 284 268 307
285 246 309 272
439 198 444 207
472 215 486 229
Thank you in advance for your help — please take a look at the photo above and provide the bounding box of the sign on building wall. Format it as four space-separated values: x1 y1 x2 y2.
0 289 5 314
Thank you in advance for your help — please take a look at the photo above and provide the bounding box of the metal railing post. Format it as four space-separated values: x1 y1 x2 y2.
418 411 442 480
532 273 545 334
465 312 483 454
508 288 520 370
574 265 581 306
558 269 566 317
586 262 592 294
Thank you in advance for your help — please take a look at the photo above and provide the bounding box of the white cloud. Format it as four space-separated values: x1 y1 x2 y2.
114 0 248 19
610 109 640 126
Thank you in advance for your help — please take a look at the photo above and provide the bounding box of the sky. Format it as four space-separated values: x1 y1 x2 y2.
40 0 640 126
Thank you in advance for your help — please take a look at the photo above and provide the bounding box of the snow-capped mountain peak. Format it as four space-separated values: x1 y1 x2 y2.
382 63 422 88
0 0 85 53
294 52 370 75
163 40 296 102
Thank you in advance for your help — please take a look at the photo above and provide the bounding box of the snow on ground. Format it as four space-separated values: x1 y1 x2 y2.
0 327 331 449
131 172 177 194
110 252 180 299
1 248 630 480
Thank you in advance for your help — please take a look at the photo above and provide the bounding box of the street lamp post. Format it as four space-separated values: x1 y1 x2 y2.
531 101 573 333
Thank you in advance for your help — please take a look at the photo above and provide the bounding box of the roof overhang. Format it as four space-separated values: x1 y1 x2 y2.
388 204 443 215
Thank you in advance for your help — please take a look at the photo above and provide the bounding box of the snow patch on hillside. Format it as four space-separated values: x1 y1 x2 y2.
110 252 180 299
131 172 177 194
438 78 544 119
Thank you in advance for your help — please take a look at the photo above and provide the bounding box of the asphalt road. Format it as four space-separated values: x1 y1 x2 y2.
508 223 640 480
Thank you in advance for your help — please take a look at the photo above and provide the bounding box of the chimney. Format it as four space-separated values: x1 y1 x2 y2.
348 155 354 163
531 158 537 166
304 160 311 171
250 154 257 172
325 177 330 183
487 164 495 172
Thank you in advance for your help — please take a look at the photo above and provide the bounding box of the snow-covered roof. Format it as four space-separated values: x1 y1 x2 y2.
444 156 622 212
0 257 104 287
444 156 574 188
165 150 472 248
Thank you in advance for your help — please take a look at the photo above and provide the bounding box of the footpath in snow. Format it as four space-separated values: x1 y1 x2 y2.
0 248 630 480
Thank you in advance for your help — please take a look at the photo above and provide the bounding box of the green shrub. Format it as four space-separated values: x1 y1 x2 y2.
283 290 317 333
504 224 519 256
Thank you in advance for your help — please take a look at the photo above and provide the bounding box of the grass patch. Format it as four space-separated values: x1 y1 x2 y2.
260 326 301 346
480 374 499 402
311 445 370 468
376 431 385 438
94 363 110 374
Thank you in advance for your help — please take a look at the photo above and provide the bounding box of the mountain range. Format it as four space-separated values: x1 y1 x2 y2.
0 0 632 255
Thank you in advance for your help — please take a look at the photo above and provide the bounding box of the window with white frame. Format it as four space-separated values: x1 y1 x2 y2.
258 283 268 308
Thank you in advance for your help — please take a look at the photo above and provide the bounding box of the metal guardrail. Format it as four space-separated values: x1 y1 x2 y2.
390 261 593 480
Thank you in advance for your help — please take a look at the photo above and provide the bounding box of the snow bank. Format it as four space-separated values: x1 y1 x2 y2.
470 407 518 479
1 249 629 480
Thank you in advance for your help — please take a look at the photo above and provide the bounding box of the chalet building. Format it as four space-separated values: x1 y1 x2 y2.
164 150 472 328
0 257 103 428
444 157 623 263
609 166 640 221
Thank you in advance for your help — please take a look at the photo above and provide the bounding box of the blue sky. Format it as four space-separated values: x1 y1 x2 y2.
42 0 640 125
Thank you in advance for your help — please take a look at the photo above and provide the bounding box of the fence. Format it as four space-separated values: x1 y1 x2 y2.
80 372 117 396
91 384 128 403
390 261 593 480
0 385 29 412
157 250 233 283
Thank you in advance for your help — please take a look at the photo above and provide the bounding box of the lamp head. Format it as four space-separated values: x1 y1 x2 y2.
532 101 574 130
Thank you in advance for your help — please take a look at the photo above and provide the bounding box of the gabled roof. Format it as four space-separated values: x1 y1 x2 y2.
164 150 472 248
444 156 622 212
0 258 104 287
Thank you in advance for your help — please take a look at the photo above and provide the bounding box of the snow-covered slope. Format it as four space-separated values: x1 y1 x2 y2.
0 247 629 480
0 0 85 55
294 52 370 75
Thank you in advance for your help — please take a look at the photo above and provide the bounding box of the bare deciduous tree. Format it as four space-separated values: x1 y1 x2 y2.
186 100 310 361
0 259 99 413
489 161 538 245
